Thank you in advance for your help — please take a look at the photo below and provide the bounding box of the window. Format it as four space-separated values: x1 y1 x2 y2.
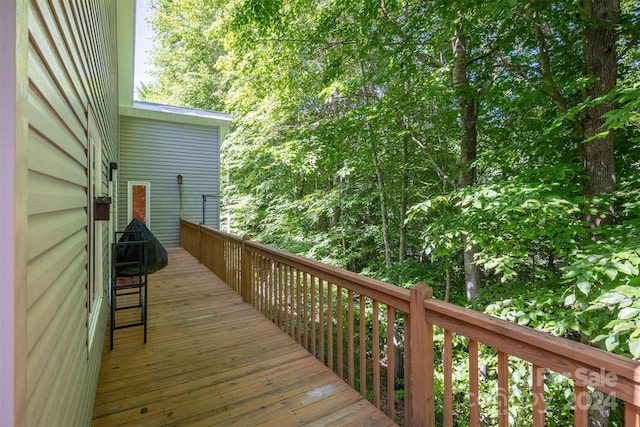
87 106 104 351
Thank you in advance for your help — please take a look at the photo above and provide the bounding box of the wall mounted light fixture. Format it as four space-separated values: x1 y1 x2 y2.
109 162 118 181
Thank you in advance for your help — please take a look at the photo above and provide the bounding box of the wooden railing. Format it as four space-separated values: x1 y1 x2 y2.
180 219 640 427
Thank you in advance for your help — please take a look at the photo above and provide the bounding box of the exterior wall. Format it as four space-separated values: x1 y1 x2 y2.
26 1 118 425
0 2 28 425
118 116 221 246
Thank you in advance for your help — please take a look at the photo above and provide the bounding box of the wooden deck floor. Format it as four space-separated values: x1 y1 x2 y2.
92 247 396 426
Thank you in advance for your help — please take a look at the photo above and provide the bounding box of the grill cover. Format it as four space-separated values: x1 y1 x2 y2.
116 219 168 276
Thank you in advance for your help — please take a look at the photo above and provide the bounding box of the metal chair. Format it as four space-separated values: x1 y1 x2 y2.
110 234 148 350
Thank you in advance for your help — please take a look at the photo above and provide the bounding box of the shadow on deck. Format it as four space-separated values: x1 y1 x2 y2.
92 247 396 426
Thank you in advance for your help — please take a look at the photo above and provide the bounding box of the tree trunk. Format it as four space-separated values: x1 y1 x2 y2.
399 135 409 263
582 2 620 426
582 0 619 201
371 138 393 270
453 23 482 300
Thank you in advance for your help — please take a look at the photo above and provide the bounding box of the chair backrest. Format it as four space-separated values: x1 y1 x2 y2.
113 239 148 277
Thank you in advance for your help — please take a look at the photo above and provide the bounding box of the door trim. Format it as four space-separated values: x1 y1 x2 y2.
127 180 151 229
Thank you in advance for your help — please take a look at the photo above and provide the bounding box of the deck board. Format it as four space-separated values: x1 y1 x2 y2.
92 247 395 426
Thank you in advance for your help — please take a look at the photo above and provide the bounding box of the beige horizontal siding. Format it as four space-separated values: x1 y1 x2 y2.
26 0 118 425
119 116 221 245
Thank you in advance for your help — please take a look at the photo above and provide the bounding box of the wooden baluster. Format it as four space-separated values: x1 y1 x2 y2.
337 286 344 379
303 272 309 352
228 241 232 288
267 259 273 320
288 265 293 336
235 242 239 291
319 279 325 365
311 275 317 358
373 300 380 408
498 351 508 427
574 384 588 427
291 266 297 339
223 240 228 284
272 260 277 322
241 237 251 304
625 402 640 427
236 243 240 291
253 253 259 310
386 306 395 421
272 261 278 323
282 264 287 330
327 282 333 371
260 256 264 314
359 295 367 397
276 262 286 332
254 254 258 311
278 262 283 329
348 290 355 387
469 339 480 427
231 242 235 290
296 269 302 344
360 295 367 397
532 364 545 427
444 329 453 427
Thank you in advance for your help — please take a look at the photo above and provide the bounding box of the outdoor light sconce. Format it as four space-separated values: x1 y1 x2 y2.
177 174 183 185
94 196 112 221
109 161 118 181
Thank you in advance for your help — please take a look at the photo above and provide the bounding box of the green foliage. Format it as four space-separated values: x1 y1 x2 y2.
144 0 640 394
411 164 585 282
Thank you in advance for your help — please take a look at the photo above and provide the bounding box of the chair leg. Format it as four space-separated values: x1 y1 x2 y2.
143 283 147 343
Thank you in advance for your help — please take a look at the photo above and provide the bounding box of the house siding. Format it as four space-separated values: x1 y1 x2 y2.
119 116 221 245
26 1 118 426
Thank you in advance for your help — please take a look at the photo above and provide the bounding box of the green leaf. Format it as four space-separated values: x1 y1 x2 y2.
565 293 576 306
597 292 626 305
629 337 640 359
604 267 618 280
577 277 591 295
618 307 640 320
605 335 619 352
592 334 608 343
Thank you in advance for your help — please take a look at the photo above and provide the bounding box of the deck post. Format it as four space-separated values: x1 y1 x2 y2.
241 235 253 305
409 282 434 427
197 221 203 263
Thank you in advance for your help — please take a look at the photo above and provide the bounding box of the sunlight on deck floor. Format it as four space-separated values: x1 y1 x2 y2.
92 247 396 426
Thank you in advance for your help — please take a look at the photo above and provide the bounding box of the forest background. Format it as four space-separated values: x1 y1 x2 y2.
139 0 640 365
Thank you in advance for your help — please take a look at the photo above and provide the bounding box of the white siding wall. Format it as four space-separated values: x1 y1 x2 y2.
119 116 220 245
26 1 118 425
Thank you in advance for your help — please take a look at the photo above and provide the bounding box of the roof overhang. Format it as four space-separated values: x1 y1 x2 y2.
116 0 136 107
120 101 233 140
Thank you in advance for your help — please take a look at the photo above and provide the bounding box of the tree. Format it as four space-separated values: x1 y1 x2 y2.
142 0 640 373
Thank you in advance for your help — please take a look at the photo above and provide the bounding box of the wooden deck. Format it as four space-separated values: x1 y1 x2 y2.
92 247 396 426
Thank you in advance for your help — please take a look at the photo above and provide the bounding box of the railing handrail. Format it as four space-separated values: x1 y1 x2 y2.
199 221 244 244
180 218 640 425
186 219 411 311
245 238 411 312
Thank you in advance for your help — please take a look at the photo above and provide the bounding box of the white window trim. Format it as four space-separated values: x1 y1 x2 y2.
87 106 104 353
